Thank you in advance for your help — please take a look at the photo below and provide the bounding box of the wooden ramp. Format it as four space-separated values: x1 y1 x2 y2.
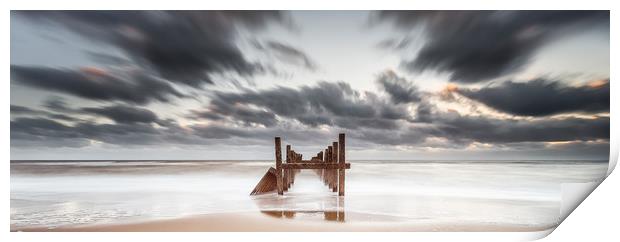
250 133 351 196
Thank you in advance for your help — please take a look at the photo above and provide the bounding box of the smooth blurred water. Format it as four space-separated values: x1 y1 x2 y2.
10 160 608 229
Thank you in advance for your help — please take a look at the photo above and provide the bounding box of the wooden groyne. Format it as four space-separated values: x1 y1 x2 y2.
251 133 351 196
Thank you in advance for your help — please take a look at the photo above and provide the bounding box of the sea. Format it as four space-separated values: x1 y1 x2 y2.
10 160 608 230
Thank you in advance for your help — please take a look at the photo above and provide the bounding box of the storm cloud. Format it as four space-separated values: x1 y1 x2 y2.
15 10 289 86
11 65 185 104
81 105 160 124
427 111 610 144
374 10 609 82
376 70 422 104
193 80 413 130
456 79 610 116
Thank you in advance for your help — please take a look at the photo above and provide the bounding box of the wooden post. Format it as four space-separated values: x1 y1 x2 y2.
338 133 345 196
328 146 333 189
275 137 283 195
287 145 292 186
283 145 290 192
324 148 328 185
332 141 339 192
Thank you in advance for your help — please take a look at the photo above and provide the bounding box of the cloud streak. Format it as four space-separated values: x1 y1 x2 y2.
15 10 290 86
11 65 185 104
374 10 609 82
456 79 609 116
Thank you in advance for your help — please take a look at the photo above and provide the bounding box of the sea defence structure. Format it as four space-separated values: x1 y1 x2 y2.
251 133 351 196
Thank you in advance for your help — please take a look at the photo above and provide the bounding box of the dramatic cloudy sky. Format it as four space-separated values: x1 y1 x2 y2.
10 11 610 160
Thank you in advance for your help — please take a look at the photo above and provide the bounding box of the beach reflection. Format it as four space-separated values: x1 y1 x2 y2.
261 210 345 222
256 196 346 222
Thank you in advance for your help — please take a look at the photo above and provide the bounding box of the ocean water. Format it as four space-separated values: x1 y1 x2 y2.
10 160 608 230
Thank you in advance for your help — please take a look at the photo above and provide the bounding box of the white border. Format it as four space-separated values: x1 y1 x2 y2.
3 1 617 241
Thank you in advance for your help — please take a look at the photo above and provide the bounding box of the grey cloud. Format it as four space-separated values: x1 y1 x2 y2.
199 81 413 129
189 99 278 127
376 70 422 104
11 117 184 148
11 117 88 148
265 41 318 71
16 10 289 86
374 10 609 82
11 104 80 122
424 107 609 144
11 65 185 104
456 79 610 116
11 105 44 115
81 105 160 124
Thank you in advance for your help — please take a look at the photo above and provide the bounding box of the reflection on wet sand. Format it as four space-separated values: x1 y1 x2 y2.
261 210 346 222
254 192 346 222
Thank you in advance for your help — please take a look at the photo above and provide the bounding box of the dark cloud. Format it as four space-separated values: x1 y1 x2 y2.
196 81 413 130
11 105 42 115
42 96 73 113
457 79 610 116
10 116 329 148
81 105 159 124
189 99 278 127
11 65 185 104
254 40 318 71
417 103 609 143
11 104 80 122
11 117 90 148
376 70 422 104
11 117 183 148
16 10 289 86
374 10 609 82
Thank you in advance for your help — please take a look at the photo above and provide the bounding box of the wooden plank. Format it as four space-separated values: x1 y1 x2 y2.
338 133 346 196
250 167 277 195
275 137 283 195
281 163 351 169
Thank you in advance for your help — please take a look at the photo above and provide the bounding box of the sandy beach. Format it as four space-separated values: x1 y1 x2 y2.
11 160 605 232
12 211 556 232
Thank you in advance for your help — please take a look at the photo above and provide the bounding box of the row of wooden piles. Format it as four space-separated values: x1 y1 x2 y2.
282 145 302 193
309 138 345 195
250 133 349 196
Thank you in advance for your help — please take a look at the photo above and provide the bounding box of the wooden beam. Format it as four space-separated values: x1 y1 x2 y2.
282 163 350 169
275 137 283 195
338 133 346 196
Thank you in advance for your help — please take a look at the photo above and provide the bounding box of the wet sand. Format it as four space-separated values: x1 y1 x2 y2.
12 211 556 232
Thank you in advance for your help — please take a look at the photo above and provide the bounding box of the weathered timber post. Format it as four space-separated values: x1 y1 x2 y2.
283 145 290 192
332 141 339 192
323 149 328 184
287 145 292 187
275 137 283 195
325 146 334 189
338 133 346 196
327 146 333 189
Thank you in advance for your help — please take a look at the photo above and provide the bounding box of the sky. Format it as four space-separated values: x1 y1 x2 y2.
10 10 610 160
